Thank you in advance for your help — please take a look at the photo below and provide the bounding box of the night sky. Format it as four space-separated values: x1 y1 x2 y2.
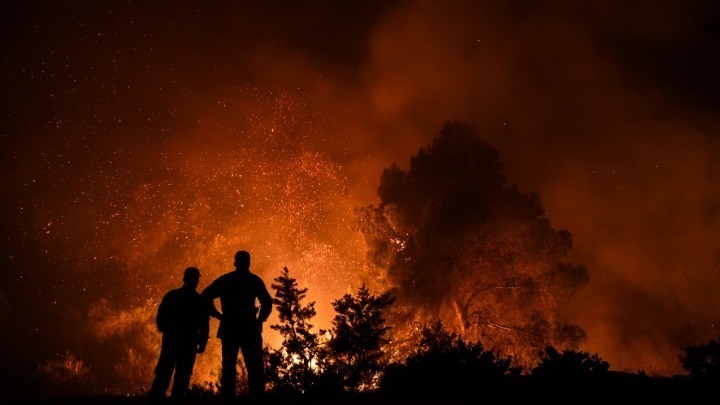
2 0 720 396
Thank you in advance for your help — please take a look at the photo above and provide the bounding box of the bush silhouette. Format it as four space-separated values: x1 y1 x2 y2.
381 320 517 398
532 346 609 381
680 336 720 379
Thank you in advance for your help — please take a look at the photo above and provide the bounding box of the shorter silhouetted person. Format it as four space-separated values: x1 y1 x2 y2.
148 267 210 401
202 250 272 401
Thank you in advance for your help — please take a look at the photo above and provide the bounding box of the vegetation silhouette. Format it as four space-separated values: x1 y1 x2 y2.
532 346 610 381
380 320 519 399
324 284 395 393
31 268 717 404
265 267 322 396
264 268 395 398
680 335 720 379
254 269 715 404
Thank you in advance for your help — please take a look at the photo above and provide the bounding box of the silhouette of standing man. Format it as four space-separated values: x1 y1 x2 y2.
148 267 210 401
202 250 272 401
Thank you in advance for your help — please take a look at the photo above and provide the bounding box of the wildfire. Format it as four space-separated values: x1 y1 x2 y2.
49 120 589 393
41 351 91 379
65 92 372 393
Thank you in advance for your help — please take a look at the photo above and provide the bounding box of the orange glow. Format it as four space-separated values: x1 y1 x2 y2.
5 1 720 397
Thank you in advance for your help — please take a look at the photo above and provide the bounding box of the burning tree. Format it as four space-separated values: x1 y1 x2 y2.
325 285 395 392
266 267 320 395
355 121 589 367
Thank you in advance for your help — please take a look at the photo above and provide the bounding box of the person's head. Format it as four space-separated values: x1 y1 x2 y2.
183 267 201 289
234 250 251 271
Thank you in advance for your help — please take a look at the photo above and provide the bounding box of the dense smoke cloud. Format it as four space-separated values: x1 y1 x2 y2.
2 0 720 396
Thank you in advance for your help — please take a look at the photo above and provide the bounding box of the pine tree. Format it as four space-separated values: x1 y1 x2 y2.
326 285 395 392
267 267 319 394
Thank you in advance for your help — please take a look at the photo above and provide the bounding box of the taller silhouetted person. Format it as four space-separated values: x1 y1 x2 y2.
148 267 210 402
202 250 273 401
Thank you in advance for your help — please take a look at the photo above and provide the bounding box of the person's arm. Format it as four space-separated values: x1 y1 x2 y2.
256 278 273 323
197 297 211 353
207 301 222 320
155 292 172 333
201 278 223 320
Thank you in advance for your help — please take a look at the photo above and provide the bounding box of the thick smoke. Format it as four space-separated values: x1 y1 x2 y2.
356 121 588 366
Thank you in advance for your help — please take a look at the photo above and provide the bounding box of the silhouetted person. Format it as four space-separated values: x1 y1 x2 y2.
202 250 272 401
148 267 210 402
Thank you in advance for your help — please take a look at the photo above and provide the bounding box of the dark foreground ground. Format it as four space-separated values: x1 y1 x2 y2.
0 392 712 405
2 393 712 405
0 400 488 405
3 375 715 405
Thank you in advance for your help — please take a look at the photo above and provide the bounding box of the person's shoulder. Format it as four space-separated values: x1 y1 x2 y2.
181 286 201 296
211 272 235 283
188 289 202 299
164 287 183 299
250 272 267 285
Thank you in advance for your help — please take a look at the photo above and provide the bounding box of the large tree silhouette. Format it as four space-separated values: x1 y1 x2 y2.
355 121 589 367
